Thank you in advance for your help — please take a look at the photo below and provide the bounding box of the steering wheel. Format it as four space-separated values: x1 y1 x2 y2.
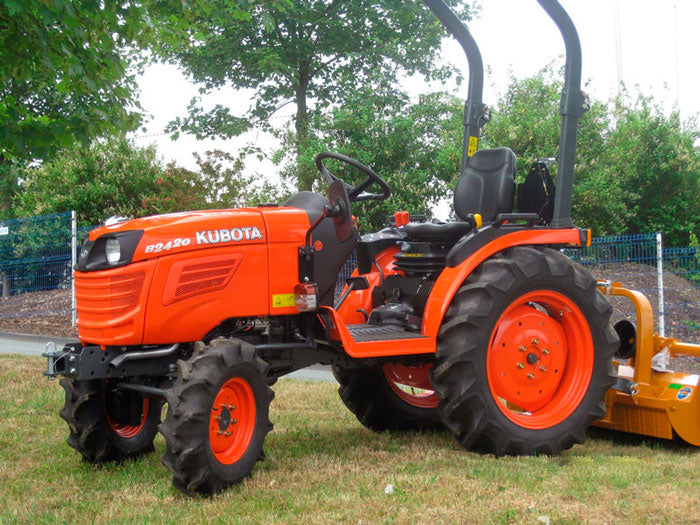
315 152 391 202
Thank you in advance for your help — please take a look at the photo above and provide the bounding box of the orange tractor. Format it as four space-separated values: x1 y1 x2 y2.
43 0 700 495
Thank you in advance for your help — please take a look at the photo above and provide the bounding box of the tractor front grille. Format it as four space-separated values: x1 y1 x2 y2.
74 260 155 345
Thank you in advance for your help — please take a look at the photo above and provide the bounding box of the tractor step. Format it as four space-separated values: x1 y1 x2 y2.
347 324 427 343
321 306 435 357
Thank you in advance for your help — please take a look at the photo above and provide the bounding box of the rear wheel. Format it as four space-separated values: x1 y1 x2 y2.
59 378 161 462
159 338 273 495
333 362 441 431
430 246 617 455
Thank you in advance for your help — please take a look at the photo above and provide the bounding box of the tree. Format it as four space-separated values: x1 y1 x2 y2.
288 87 464 231
195 149 287 208
155 0 471 191
0 162 19 218
483 68 628 237
15 138 201 225
0 0 158 163
13 138 284 225
482 67 700 244
605 96 700 246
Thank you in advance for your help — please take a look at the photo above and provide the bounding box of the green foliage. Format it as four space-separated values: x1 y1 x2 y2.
286 88 464 231
605 96 700 246
0 0 156 162
0 161 19 218
194 150 288 208
483 67 626 237
155 0 472 190
15 138 193 225
13 139 285 225
483 67 700 244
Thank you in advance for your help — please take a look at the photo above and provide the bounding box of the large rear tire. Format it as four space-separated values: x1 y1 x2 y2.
333 362 441 431
59 378 162 462
430 246 617 455
159 338 274 495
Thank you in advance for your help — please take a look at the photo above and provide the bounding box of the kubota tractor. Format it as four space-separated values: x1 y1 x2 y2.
44 0 622 495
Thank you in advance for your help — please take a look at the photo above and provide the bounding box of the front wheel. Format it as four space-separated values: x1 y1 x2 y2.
430 246 617 455
159 338 274 495
59 378 162 462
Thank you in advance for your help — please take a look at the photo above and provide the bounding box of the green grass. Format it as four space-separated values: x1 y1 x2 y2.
2 355 700 524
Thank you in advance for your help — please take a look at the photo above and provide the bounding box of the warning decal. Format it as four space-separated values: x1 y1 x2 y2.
272 294 295 308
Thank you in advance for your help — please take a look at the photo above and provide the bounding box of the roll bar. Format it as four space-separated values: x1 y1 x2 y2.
424 0 588 229
423 0 486 178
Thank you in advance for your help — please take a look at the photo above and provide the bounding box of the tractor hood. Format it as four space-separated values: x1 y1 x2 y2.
76 207 311 272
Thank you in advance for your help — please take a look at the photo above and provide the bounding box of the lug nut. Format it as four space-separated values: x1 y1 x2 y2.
517 363 525 369
519 345 527 352
224 431 232 437
527 373 535 380
215 415 221 421
232 419 237 425
531 338 540 345
542 348 550 355
217 430 223 435
540 366 548 372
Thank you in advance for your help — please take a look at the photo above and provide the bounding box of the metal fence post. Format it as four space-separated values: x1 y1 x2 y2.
71 211 77 328
656 232 665 337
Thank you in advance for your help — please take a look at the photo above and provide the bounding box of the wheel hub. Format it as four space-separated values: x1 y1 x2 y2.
218 407 232 432
489 304 568 413
209 378 255 464
104 382 150 439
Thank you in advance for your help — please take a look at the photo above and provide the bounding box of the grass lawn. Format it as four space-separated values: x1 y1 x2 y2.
1 355 700 524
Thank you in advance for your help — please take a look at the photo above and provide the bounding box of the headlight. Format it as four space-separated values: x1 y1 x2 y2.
74 230 144 272
105 239 121 264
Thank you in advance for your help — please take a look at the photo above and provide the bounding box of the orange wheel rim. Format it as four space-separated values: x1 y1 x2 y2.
209 377 256 465
106 398 150 438
383 363 439 408
486 290 593 429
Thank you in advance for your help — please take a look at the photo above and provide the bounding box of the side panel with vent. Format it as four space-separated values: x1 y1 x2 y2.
142 245 269 344
161 253 244 306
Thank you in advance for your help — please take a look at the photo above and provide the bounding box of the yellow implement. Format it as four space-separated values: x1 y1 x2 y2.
593 281 700 445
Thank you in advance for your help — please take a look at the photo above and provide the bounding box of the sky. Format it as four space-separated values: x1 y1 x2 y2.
131 0 700 183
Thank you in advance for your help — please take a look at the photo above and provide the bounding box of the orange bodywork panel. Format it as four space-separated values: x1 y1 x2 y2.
336 246 400 324
322 307 435 358
77 207 311 346
422 228 582 337
75 260 156 346
262 208 311 315
330 227 582 358
143 245 269 344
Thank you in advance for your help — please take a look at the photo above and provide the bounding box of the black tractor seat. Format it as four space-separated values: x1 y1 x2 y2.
401 147 516 243
403 220 473 242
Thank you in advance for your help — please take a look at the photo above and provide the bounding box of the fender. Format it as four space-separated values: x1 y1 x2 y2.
421 228 584 337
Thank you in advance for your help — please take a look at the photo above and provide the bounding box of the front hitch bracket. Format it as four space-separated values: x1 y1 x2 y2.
43 342 188 381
